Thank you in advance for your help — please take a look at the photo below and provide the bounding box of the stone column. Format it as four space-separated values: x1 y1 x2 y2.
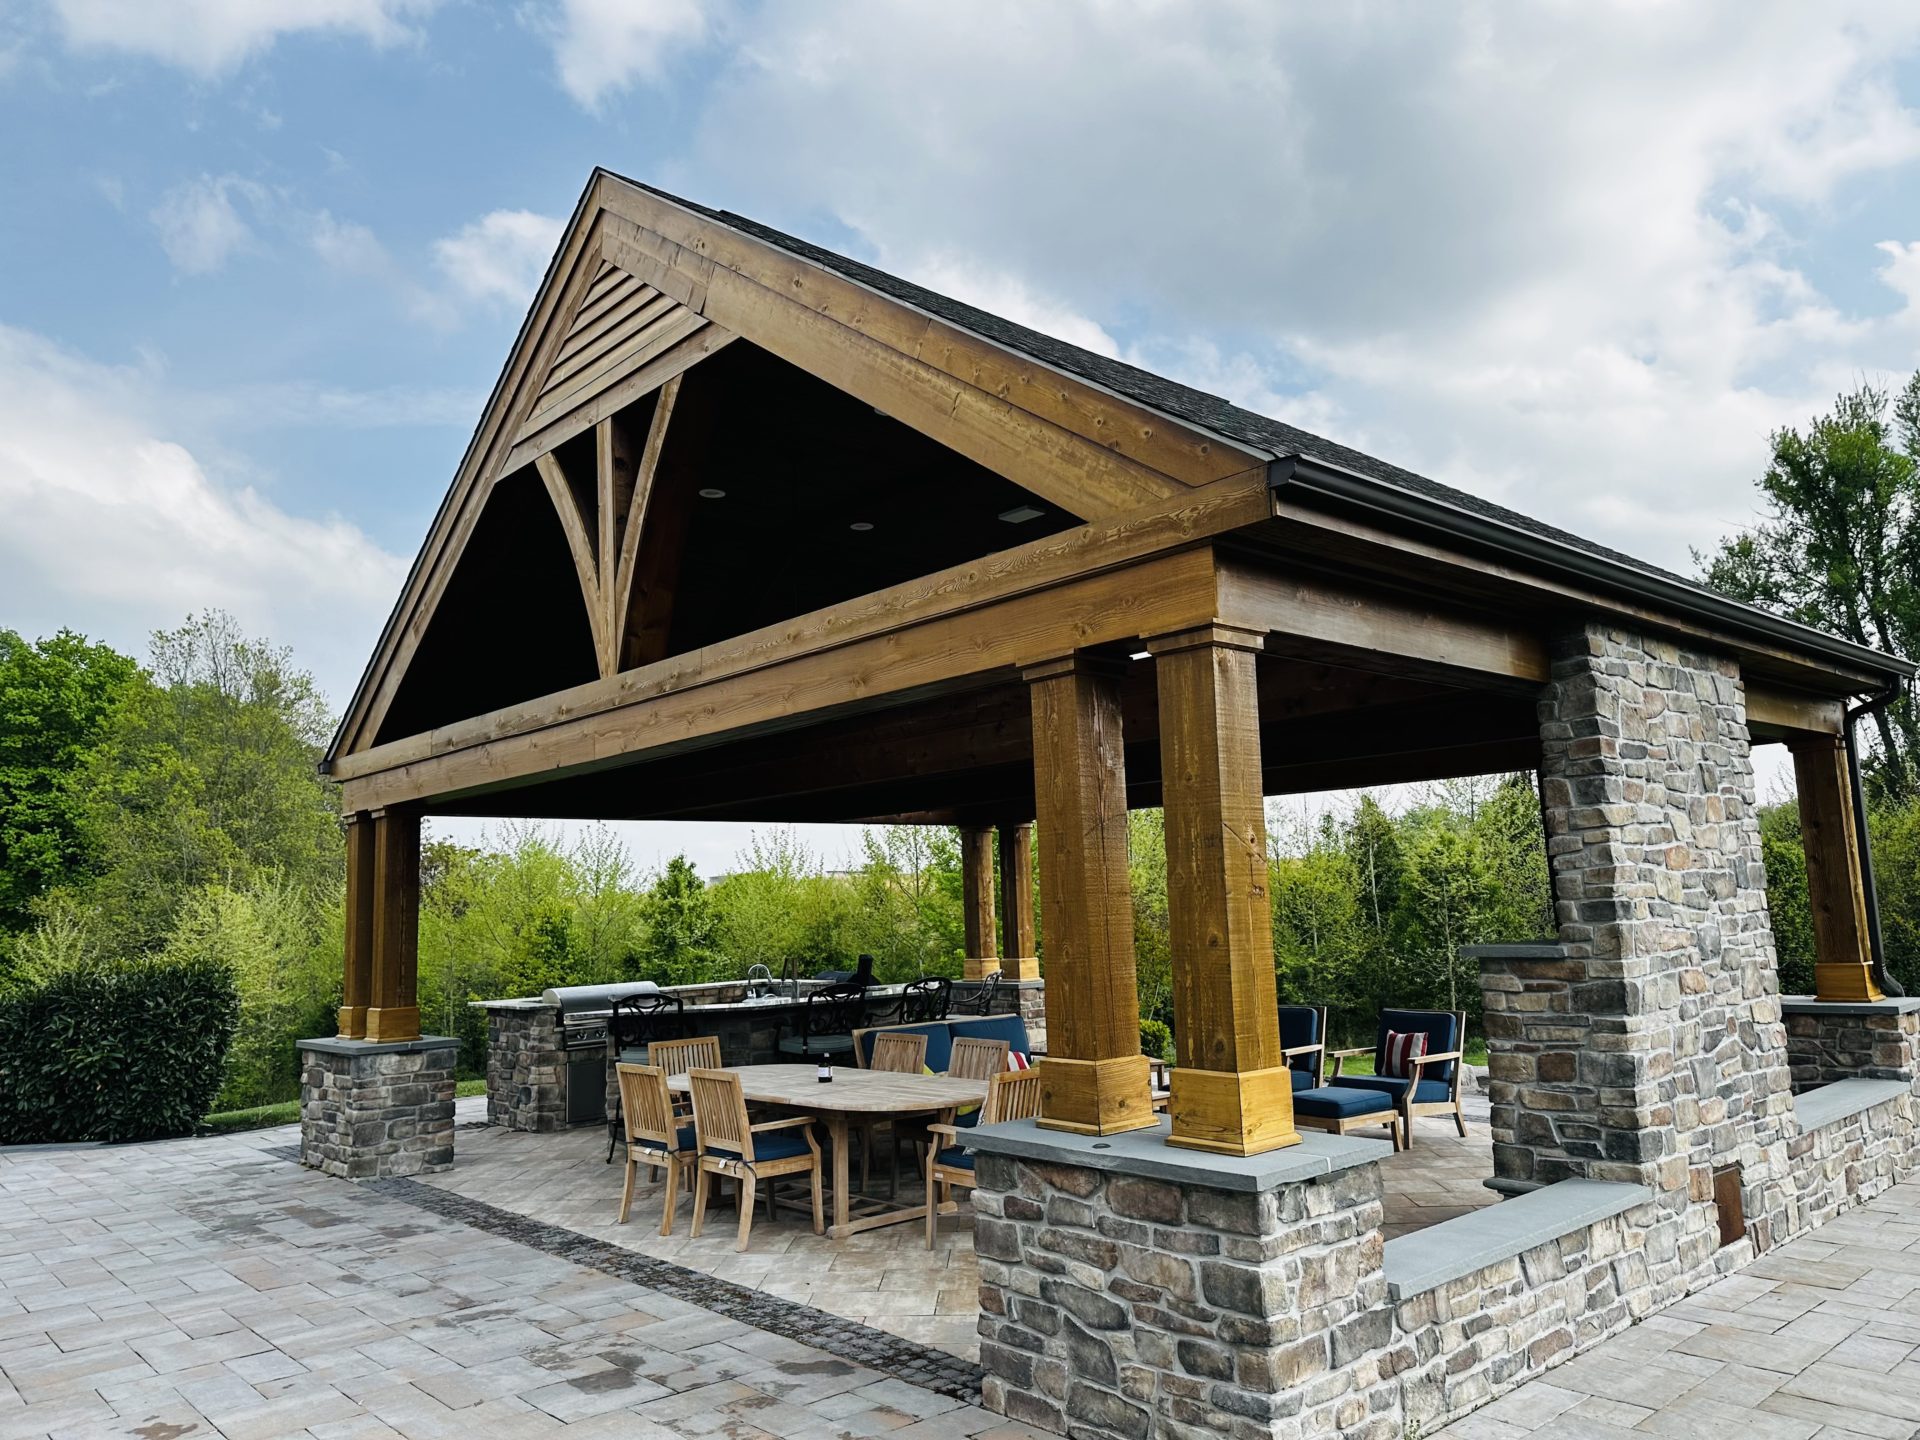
998 821 1040 981
338 811 374 1039
961 825 1001 981
1535 624 1796 1268
969 1127 1401 1438
1788 734 1883 1003
1025 655 1154 1136
1149 624 1298 1157
299 1035 457 1179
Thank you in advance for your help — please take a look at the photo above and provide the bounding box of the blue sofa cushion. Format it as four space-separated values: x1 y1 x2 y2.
934 1145 974 1171
707 1128 813 1163
1373 1010 1460 1085
1292 1086 1394 1119
949 1014 1030 1060
1277 1005 1320 1052
1336 1075 1452 1107
855 1022 951 1074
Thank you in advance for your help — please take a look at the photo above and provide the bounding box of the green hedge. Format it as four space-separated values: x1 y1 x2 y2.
0 955 239 1144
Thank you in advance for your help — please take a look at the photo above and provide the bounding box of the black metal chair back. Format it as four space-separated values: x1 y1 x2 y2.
804 982 870 1040
968 972 1004 1016
901 976 952 1022
610 992 685 1051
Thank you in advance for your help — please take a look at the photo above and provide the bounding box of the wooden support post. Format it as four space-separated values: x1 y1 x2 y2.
961 826 1000 980
338 811 374 1039
1149 625 1299 1156
999 821 1039 981
1024 656 1154 1136
1789 734 1883 1003
365 808 423 1042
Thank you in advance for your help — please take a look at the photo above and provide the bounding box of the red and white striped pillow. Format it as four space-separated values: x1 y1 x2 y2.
1382 1029 1428 1079
1006 1051 1030 1071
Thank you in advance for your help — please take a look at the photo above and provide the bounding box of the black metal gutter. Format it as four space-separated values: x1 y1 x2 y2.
1267 455 1916 685
1847 682 1906 997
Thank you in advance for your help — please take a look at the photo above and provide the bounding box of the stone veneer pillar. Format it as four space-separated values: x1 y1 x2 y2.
1532 624 1797 1268
298 1035 458 1179
477 1000 568 1131
969 1120 1403 1439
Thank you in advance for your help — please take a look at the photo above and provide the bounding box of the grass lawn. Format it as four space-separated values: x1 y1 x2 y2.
202 1078 487 1135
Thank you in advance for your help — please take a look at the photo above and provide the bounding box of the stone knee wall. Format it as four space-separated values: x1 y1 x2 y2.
973 1151 1403 1440
1783 1001 1920 1091
299 1037 457 1180
1535 624 1796 1265
1785 1090 1920 1234
483 1004 566 1131
1014 980 1047 1055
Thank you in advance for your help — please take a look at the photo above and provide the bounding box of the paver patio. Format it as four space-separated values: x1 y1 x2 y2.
10 1094 1918 1440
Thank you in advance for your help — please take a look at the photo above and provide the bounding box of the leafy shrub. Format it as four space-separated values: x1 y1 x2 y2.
0 954 239 1143
1139 1017 1173 1062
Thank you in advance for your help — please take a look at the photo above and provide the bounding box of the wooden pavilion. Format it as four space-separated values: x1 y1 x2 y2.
320 168 1911 1161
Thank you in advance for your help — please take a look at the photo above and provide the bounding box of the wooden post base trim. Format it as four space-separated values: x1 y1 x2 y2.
963 956 1003 981
364 1005 422 1043
336 1005 368 1040
1166 1064 1303 1156
1814 961 1885 1004
1036 1054 1156 1136
997 955 1041 981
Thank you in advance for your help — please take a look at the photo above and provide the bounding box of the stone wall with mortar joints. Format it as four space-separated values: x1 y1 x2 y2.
1534 624 1796 1266
299 1039 456 1180
484 1006 566 1132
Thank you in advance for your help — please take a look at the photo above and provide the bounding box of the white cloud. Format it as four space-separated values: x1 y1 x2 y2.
532 0 713 108
656 0 1920 577
51 0 436 74
308 210 389 275
431 208 565 307
0 325 408 706
150 174 263 274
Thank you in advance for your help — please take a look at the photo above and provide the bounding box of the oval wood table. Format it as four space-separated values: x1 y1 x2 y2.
668 1064 988 1238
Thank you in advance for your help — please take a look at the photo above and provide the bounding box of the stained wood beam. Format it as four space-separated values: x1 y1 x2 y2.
535 450 609 674
610 374 681 671
1790 734 1882 1003
1025 655 1155 1137
1748 684 1846 742
1150 626 1298 1157
596 410 639 666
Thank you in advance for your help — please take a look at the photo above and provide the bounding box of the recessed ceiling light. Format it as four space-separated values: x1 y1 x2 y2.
999 504 1044 524
698 487 726 499
1129 651 1150 661
849 521 874 532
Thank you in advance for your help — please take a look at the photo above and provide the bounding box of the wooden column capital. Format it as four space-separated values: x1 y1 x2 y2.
1143 623 1267 658
1022 653 1130 685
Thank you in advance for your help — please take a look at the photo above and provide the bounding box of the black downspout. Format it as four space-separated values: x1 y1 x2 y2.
1844 682 1904 997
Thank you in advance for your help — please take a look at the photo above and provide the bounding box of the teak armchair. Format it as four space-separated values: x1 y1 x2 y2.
1328 1007 1468 1148
685 1068 824 1251
613 1063 696 1235
925 1067 1041 1247
861 1030 931 1192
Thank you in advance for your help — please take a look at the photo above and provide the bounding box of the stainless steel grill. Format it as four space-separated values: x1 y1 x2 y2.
541 982 662 1052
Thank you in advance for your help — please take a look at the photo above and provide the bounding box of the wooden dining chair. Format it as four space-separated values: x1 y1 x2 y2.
925 1067 1042 1247
861 1031 930 1192
947 1035 1010 1081
685 1068 824 1252
648 1034 723 1077
614 1063 696 1235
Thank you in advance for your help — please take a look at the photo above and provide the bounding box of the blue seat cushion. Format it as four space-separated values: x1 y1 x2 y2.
949 1014 1030 1060
707 1128 813 1163
934 1145 974 1171
1289 1069 1314 1093
1335 1075 1452 1107
632 1124 696 1154
1291 1086 1395 1119
855 1022 951 1074
1373 1010 1461 1084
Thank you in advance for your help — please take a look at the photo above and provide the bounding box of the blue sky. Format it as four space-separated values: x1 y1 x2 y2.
5 2 1920 871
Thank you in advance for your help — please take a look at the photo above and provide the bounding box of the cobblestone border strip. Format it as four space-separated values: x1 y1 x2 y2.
369 1176 985 1403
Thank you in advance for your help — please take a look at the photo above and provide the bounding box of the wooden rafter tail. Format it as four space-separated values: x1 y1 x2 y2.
536 450 610 676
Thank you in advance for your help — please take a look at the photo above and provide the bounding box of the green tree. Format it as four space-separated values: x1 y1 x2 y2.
77 613 341 947
1697 379 1920 800
635 855 721 985
1128 810 1172 1026
0 629 140 932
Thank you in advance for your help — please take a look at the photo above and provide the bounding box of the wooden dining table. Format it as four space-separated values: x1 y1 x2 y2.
668 1063 988 1238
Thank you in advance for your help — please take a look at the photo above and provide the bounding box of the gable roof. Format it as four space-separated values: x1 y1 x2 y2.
604 169 1910 689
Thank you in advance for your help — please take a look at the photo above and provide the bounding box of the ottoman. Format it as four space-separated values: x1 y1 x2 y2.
1291 1085 1403 1150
